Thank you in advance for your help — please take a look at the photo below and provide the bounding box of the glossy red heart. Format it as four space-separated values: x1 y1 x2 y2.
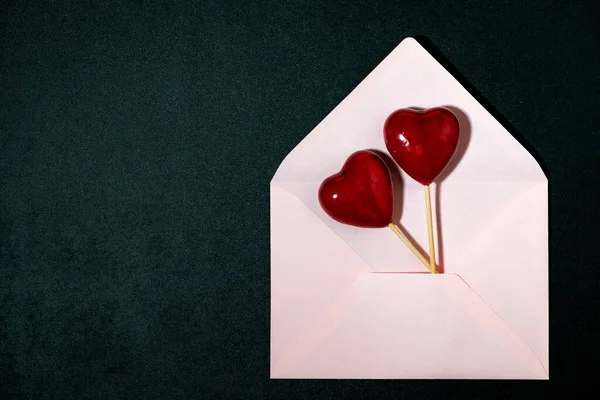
384 107 460 185
318 150 393 228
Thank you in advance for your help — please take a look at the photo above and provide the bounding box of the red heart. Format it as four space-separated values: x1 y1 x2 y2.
318 150 393 228
384 107 460 185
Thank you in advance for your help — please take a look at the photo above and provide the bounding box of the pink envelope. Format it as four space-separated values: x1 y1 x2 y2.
270 38 548 379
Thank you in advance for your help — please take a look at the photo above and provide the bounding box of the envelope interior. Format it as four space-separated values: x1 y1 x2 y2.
276 180 539 273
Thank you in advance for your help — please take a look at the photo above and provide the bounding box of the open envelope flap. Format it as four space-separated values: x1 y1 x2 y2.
271 37 547 272
270 185 372 376
271 37 546 186
451 181 549 375
280 274 548 379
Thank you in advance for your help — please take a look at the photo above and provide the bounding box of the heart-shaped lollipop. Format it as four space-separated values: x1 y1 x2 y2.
319 150 431 270
318 150 393 228
384 107 460 185
383 107 461 273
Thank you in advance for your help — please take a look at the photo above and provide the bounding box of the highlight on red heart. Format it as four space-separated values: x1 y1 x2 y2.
384 107 460 185
318 150 394 228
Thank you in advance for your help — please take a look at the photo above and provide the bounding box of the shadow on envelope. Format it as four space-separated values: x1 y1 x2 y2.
371 149 431 270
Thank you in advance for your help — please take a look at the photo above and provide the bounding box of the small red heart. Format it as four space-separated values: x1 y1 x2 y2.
318 150 393 228
384 107 460 185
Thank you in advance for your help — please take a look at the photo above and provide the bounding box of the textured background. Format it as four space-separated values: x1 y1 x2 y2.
1 0 599 398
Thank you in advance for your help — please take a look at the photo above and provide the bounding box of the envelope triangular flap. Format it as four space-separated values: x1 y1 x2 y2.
272 37 546 187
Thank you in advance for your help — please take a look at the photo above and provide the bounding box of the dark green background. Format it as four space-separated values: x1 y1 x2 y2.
1 0 599 398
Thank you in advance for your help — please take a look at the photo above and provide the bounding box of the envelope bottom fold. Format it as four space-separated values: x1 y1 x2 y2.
272 274 548 379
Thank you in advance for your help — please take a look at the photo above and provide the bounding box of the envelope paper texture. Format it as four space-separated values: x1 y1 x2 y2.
270 38 548 379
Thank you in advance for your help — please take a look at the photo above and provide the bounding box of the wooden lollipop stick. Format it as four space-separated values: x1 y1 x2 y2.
388 223 432 272
424 185 437 273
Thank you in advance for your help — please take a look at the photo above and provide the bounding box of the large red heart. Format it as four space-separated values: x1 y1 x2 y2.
384 107 460 185
318 150 393 228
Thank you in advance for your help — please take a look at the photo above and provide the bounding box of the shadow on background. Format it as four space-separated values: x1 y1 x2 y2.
415 35 549 178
